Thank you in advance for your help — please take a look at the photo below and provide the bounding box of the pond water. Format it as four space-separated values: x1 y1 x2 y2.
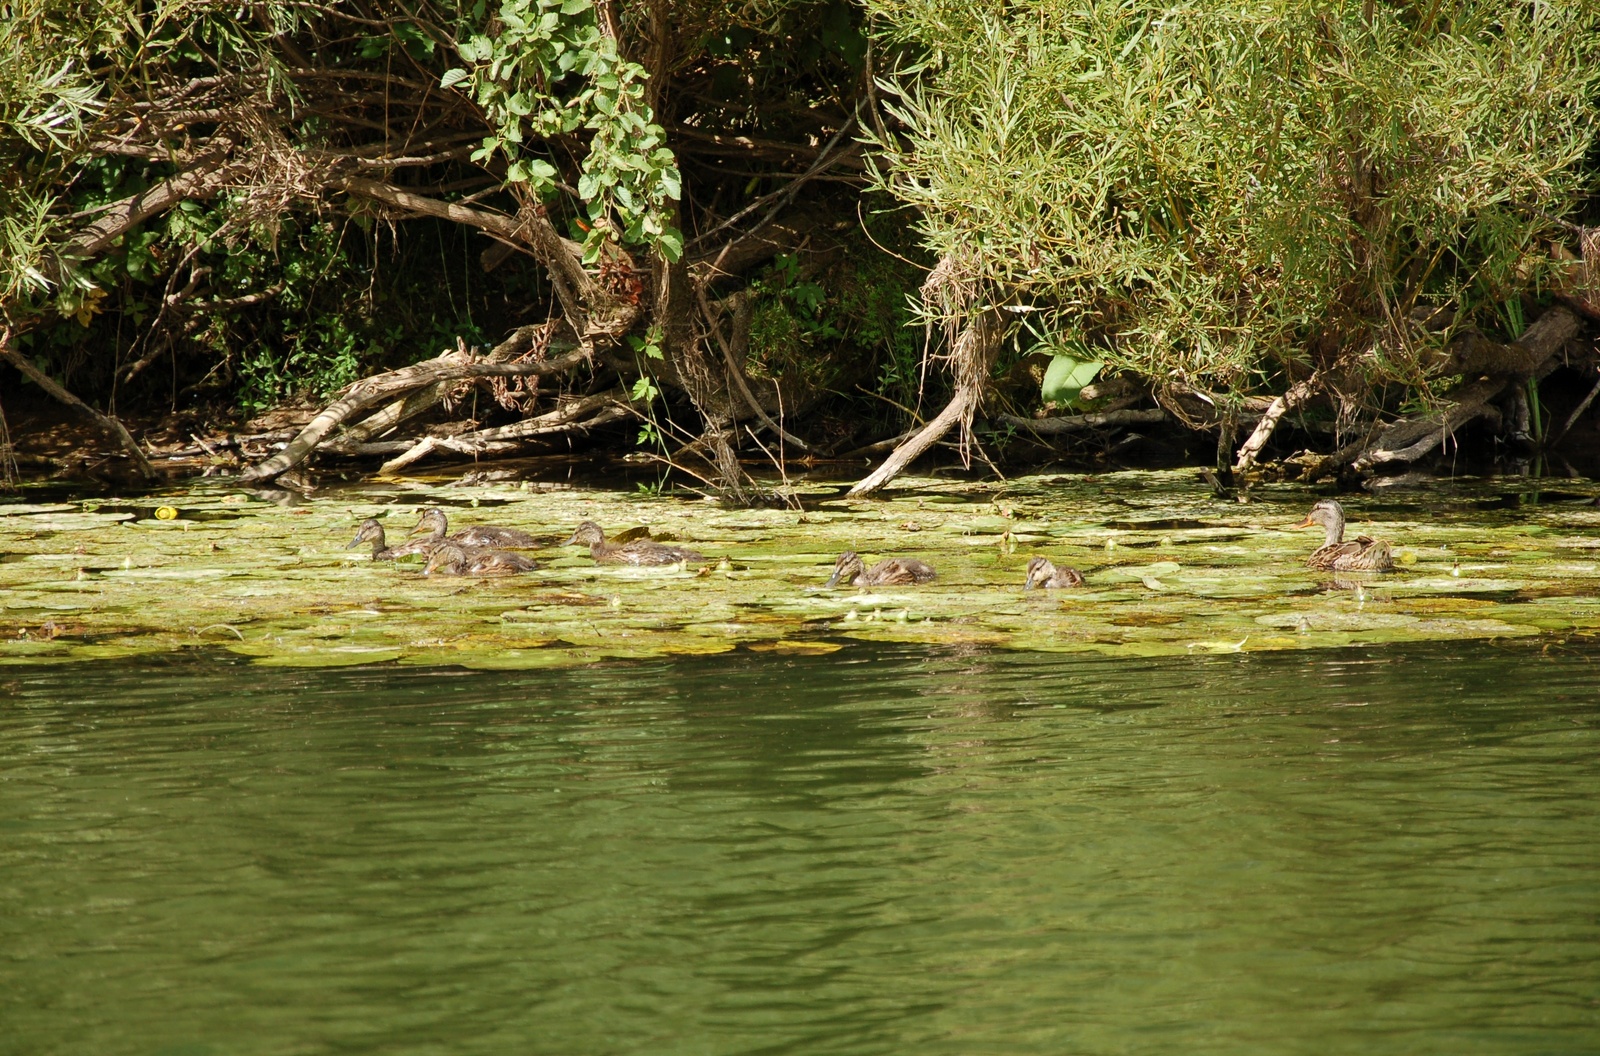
3 640 1597 1055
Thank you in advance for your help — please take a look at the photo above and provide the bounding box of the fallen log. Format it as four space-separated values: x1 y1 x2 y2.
1305 307 1583 479
376 403 633 475
996 408 1168 435
1232 373 1321 473
239 346 588 482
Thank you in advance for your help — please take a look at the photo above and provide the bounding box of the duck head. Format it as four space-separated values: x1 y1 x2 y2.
825 551 865 588
1294 499 1347 546
410 507 449 540
1023 556 1055 590
347 518 385 550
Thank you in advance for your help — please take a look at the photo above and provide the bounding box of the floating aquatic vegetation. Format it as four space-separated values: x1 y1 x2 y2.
2 470 1599 668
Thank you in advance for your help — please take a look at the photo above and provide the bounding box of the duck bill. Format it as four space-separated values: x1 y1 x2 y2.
824 569 844 588
1292 515 1315 529
561 532 581 547
345 536 364 550
1024 575 1038 590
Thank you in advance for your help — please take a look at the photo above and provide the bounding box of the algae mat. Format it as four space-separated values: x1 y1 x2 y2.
3 471 1599 668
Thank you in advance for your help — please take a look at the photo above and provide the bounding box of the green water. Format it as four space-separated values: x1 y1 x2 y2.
2 642 1596 1055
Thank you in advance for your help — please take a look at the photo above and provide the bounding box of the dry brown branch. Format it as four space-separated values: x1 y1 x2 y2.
696 288 810 452
49 140 247 279
1328 306 1583 476
240 346 589 482
997 408 1169 435
375 397 632 475
0 328 154 479
1233 373 1322 473
848 304 1005 496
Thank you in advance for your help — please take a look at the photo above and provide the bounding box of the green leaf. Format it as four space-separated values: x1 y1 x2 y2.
630 376 659 402
655 227 684 263
1041 354 1104 408
560 0 592 12
440 68 470 89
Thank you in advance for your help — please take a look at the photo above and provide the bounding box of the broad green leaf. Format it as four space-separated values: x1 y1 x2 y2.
1041 354 1103 408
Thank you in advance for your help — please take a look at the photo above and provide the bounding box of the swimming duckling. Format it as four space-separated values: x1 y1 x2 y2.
564 521 705 565
825 551 937 588
1295 499 1394 572
347 517 433 560
422 543 541 577
411 507 539 549
1023 556 1085 589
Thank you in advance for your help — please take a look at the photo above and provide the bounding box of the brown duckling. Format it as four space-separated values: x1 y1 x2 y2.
422 543 541 577
411 507 539 549
347 517 433 560
1295 499 1394 572
825 550 937 588
1023 556 1086 589
564 521 705 566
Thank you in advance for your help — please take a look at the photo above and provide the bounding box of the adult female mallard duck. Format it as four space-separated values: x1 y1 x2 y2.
422 543 541 577
410 507 540 549
1295 499 1394 572
1023 556 1085 589
825 551 937 588
564 521 706 566
347 517 433 560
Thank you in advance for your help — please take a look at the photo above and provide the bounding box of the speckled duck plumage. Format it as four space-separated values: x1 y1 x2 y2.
825 551 937 588
1023 556 1085 589
564 521 705 566
1295 499 1394 572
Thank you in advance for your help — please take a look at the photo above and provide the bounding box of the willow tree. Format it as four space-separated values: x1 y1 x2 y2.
854 0 1600 491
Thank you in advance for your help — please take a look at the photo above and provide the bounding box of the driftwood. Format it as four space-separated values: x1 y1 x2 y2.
239 346 588 482
997 408 1168 436
1301 306 1583 479
0 328 154 479
374 389 631 474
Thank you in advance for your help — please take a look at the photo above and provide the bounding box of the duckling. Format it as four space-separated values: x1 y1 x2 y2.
1294 499 1394 572
347 517 433 560
564 521 706 565
1023 556 1086 589
825 550 937 588
422 543 541 577
411 507 539 549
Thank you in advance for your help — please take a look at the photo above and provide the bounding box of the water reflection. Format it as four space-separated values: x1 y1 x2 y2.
2 642 1597 1055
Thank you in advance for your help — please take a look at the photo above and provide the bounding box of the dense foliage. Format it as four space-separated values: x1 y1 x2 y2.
0 0 1596 485
864 0 1600 411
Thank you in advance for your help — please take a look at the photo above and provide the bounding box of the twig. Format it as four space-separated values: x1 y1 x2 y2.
695 287 810 451
686 116 859 251
1551 371 1600 445
1233 373 1321 473
0 327 154 479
